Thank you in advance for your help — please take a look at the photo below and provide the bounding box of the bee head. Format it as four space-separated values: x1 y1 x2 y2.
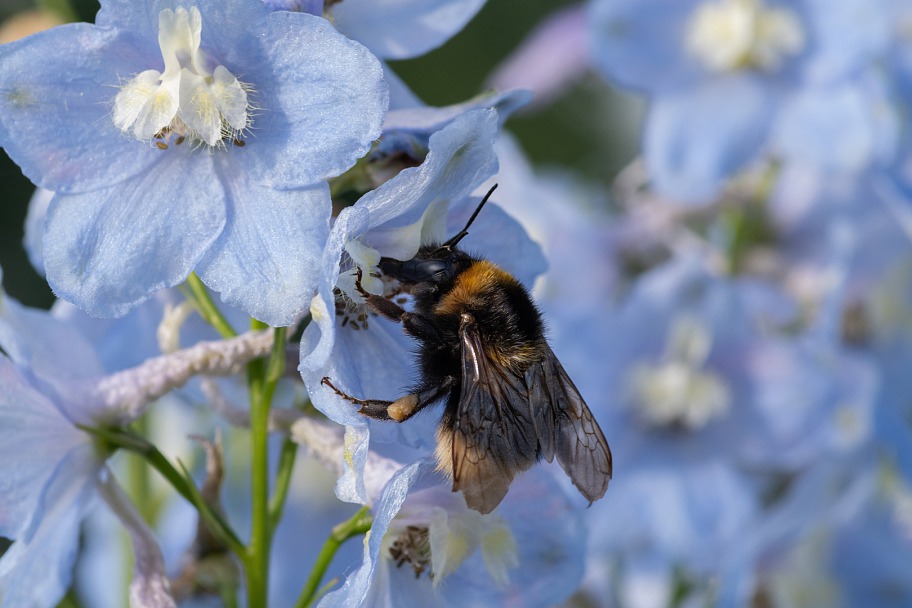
380 246 471 286
378 184 497 286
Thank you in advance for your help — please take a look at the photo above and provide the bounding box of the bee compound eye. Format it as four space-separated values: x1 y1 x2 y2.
417 260 449 280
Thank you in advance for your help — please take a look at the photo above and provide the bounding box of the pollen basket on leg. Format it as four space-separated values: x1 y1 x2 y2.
111 6 253 148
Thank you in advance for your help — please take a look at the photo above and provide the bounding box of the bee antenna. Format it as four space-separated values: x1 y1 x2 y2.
442 184 498 250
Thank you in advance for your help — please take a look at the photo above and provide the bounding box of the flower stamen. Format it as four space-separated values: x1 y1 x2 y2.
112 7 253 148
686 0 804 73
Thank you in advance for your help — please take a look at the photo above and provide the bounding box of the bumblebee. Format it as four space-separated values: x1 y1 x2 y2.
323 185 612 514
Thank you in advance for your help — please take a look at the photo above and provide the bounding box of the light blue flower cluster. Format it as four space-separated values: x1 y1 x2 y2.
590 0 894 204
2 0 912 606
0 0 387 326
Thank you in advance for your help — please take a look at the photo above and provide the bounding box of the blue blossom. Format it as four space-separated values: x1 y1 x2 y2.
713 459 876 606
0 283 171 607
262 0 490 111
0 275 277 607
522 248 878 601
586 459 759 604
0 0 387 325
263 0 487 61
828 478 912 608
325 0 488 61
298 108 546 503
587 256 872 470
315 457 585 608
588 0 892 203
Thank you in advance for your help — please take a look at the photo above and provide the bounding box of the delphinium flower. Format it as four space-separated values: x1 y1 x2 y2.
306 453 585 608
764 163 912 484
715 453 912 608
588 0 892 203
0 275 277 607
298 108 546 502
0 0 387 326
546 251 877 604
262 0 488 108
824 474 912 608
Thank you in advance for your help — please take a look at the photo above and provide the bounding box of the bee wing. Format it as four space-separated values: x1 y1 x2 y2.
524 346 612 503
452 314 539 514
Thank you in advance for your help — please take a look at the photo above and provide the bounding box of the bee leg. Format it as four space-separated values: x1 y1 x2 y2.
321 377 395 419
401 313 443 344
362 294 407 322
321 377 453 422
355 268 408 322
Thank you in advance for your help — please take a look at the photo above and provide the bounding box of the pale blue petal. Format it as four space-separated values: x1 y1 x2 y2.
800 0 891 84
329 465 584 607
96 0 269 57
194 0 274 63
383 90 530 135
298 208 375 500
0 23 164 193
196 177 329 327
331 0 487 60
300 205 371 383
644 76 772 204
43 154 226 318
262 0 323 15
0 443 97 608
0 358 88 540
318 458 437 608
361 108 500 255
0 288 104 386
485 6 590 108
23 188 52 276
94 0 161 48
592 459 758 572
450 468 584 606
49 290 236 377
773 84 894 172
738 340 877 469
241 11 387 188
589 0 704 93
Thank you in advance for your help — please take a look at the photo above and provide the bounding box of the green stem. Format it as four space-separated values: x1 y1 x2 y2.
78 425 246 557
127 416 155 522
268 436 298 536
181 273 237 338
123 416 152 605
294 507 374 608
245 324 286 608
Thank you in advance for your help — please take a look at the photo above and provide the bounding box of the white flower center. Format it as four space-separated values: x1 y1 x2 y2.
629 317 731 430
685 0 804 73
112 7 252 147
384 505 518 585
337 240 385 304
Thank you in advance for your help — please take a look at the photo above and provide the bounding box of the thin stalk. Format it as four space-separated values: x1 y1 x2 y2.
245 324 286 607
268 436 298 536
78 425 246 557
181 273 237 338
294 507 373 608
